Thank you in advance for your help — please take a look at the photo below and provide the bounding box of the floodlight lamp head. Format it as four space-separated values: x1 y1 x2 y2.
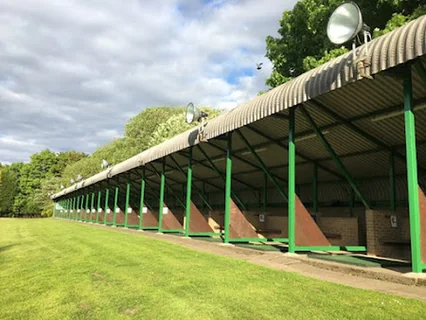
76 174 83 181
327 2 364 45
70 179 75 184
186 102 208 124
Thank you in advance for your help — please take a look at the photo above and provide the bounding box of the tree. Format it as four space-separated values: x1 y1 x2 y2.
0 166 19 216
265 0 425 88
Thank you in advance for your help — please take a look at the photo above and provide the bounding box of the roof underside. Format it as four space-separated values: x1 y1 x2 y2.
53 16 426 205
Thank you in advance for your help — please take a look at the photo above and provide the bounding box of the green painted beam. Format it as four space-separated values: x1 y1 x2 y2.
185 148 192 237
96 191 101 224
224 132 232 244
236 130 288 202
229 238 289 243
169 154 213 210
197 144 247 210
288 108 296 254
188 232 222 236
104 188 109 225
300 105 371 209
403 70 422 273
342 246 367 252
295 246 341 251
124 181 131 228
246 124 344 180
138 168 146 230
158 159 166 233
113 186 119 227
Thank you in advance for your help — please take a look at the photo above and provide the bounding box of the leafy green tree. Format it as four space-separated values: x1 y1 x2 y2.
0 166 19 216
265 0 424 88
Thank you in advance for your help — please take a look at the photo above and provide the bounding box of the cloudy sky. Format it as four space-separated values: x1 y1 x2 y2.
0 0 297 164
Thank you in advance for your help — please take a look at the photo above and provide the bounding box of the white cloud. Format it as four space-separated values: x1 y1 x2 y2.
0 0 297 163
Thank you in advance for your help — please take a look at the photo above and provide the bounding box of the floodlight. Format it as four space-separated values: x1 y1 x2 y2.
76 174 83 181
70 179 75 184
101 159 109 169
186 102 208 124
327 2 363 45
60 185 65 189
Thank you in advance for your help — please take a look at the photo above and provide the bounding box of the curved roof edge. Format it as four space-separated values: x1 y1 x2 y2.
52 16 426 200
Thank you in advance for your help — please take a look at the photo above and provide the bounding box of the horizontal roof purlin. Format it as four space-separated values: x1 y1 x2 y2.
52 16 426 200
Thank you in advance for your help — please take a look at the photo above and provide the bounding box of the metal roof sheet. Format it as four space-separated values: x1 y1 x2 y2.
53 16 426 200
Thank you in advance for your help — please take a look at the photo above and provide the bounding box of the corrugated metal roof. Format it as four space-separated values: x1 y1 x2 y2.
53 16 426 200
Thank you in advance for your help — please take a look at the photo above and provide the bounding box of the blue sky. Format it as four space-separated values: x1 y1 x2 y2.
0 0 297 163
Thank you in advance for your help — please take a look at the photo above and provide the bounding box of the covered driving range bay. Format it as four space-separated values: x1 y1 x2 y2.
52 16 426 274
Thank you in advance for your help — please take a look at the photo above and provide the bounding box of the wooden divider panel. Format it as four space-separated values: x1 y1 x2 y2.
188 201 214 233
97 209 104 222
418 186 426 263
161 203 183 230
295 195 331 246
126 208 140 225
229 199 259 239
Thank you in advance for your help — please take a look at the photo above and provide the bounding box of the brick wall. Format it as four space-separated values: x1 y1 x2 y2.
366 208 410 260
316 217 359 246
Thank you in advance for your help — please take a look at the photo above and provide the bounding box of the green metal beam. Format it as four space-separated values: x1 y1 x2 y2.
207 142 288 186
246 124 344 180
236 130 288 202
169 154 213 210
185 148 193 237
96 191 101 224
224 132 232 244
104 188 109 225
113 186 119 227
288 108 296 253
295 246 340 251
158 159 166 232
310 100 426 172
85 192 89 221
124 181 131 228
403 69 422 273
300 105 371 209
197 144 247 210
138 168 146 230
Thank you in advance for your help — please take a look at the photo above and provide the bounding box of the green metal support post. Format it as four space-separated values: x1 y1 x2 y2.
224 132 233 244
80 195 84 221
113 186 119 227
313 162 318 213
90 192 95 223
158 158 166 233
85 192 89 222
288 108 296 253
185 147 193 237
104 188 109 225
96 191 101 224
124 181 131 228
138 169 146 230
390 152 396 212
76 196 81 221
403 69 422 273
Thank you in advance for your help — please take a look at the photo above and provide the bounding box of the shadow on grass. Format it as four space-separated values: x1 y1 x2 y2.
0 244 18 253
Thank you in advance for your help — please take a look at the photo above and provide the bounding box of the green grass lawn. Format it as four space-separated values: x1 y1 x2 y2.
1 219 425 320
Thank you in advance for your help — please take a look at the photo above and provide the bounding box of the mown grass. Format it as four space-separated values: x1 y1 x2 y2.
0 219 425 320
